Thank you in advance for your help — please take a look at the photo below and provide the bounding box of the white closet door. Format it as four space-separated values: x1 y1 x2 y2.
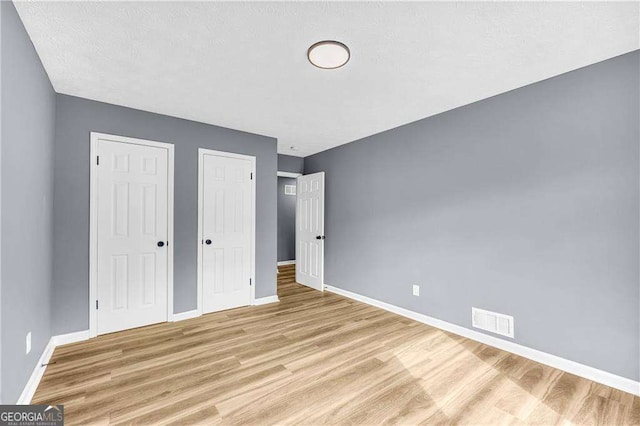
95 138 169 335
296 172 325 291
200 152 253 313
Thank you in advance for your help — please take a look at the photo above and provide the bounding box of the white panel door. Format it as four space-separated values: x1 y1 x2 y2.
95 139 169 335
296 172 325 291
200 152 253 313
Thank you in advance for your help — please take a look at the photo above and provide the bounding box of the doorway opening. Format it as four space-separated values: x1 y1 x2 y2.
277 171 300 269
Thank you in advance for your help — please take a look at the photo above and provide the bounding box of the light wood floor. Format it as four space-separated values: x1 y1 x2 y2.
34 264 639 425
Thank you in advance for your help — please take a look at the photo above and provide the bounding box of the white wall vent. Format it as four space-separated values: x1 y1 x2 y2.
472 307 514 338
284 185 296 195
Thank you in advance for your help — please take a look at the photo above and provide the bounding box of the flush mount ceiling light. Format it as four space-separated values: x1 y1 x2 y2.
307 40 350 69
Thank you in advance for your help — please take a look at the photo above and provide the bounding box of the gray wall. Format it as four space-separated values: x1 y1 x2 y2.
0 0 3 403
278 154 304 174
53 94 277 335
1 1 56 402
277 177 296 262
305 51 640 381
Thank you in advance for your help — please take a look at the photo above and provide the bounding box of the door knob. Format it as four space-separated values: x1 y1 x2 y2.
316 235 325 240
205 239 212 245
157 241 165 247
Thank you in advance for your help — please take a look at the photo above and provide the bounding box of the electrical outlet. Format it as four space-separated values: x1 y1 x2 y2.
412 285 420 296
26 332 32 355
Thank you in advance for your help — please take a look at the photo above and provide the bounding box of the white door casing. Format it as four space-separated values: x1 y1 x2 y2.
296 172 325 291
89 132 174 337
198 149 255 314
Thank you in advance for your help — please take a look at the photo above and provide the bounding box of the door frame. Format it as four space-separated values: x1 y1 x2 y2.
197 148 256 315
277 171 301 178
89 132 175 338
276 171 301 272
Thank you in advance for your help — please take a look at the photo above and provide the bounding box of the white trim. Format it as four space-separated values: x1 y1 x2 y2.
325 284 640 397
197 148 257 315
89 132 175 337
17 330 91 404
253 295 280 306
277 171 301 178
17 338 55 404
52 330 90 346
171 309 202 322
277 260 296 266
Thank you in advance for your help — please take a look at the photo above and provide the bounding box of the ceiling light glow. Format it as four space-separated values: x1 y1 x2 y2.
307 41 350 69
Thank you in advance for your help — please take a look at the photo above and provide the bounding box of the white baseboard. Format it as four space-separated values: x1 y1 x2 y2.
17 330 91 404
277 260 296 266
17 338 56 404
52 330 90 346
171 309 201 322
325 284 640 397
253 295 280 306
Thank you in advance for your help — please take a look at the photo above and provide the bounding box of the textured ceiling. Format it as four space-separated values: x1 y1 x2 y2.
14 1 640 157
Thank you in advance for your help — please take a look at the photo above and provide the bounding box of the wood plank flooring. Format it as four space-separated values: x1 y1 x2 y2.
33 264 640 425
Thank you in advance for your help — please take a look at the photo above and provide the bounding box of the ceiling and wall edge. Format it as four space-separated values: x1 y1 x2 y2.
13 1 639 157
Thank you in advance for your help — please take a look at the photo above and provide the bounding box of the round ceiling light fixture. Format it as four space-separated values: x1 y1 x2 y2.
307 40 350 69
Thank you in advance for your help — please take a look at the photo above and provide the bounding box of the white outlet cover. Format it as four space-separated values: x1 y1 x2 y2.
26 332 32 355
412 285 420 296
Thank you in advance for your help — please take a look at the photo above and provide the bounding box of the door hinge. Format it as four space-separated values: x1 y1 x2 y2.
96 300 99 310
250 278 252 286
250 172 253 180
96 156 100 165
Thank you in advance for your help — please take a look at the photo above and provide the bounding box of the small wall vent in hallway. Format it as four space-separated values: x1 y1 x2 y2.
472 307 514 338
284 185 296 195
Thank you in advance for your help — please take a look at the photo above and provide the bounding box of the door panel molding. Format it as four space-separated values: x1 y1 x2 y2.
89 132 174 338
197 148 256 315
296 172 325 291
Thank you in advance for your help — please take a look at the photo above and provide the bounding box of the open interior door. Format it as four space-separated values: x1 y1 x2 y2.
296 172 325 291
